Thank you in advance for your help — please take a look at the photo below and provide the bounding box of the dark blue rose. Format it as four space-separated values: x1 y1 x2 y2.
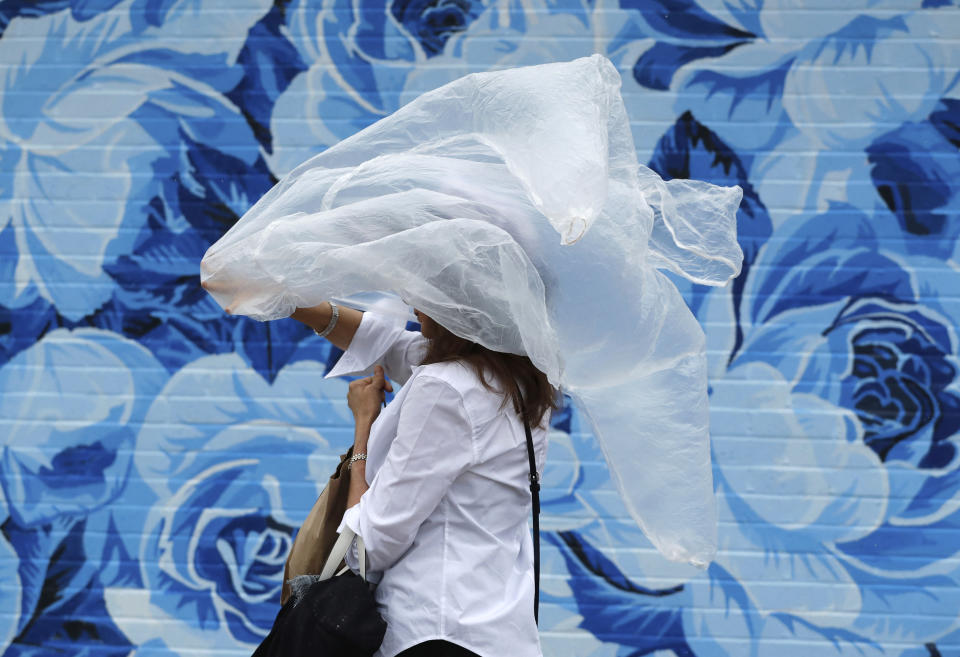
390 0 482 56
109 354 353 649
832 300 960 468
142 457 298 642
687 206 960 652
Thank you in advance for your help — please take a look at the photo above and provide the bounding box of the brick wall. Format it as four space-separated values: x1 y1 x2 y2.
1 1 959 655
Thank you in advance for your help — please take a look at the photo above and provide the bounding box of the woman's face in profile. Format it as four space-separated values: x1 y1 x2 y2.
413 309 438 339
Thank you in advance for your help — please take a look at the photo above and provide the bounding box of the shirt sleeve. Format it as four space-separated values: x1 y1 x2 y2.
340 531 382 584
325 311 427 385
338 374 475 573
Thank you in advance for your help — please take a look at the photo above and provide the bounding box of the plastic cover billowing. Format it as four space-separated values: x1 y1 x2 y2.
201 55 743 567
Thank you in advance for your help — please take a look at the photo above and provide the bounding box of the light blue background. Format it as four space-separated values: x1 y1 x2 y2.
0 0 959 655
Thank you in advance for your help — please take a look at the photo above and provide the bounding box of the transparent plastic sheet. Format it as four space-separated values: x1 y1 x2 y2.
201 55 744 567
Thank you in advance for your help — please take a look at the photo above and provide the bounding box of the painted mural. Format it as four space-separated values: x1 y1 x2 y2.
1 0 959 655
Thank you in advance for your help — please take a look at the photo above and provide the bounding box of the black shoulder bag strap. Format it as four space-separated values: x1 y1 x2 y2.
518 394 541 625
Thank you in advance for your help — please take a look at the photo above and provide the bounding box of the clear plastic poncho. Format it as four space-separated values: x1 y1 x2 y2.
201 54 743 567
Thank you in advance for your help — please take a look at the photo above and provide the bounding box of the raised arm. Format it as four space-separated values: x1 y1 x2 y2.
317 309 427 385
290 302 363 351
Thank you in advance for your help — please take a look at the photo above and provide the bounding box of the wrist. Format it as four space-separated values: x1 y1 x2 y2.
353 413 377 428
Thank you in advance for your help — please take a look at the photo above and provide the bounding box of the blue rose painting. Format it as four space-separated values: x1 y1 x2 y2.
1 0 959 655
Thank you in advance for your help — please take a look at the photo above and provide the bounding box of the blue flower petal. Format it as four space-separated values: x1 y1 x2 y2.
748 206 914 325
867 101 960 257
837 558 960 643
319 1 388 111
901 467 960 526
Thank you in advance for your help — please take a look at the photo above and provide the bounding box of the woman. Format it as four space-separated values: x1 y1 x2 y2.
292 300 556 657
203 54 741 594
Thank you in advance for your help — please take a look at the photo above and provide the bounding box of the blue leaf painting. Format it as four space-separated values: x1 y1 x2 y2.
551 532 690 656
633 41 747 91
619 0 754 42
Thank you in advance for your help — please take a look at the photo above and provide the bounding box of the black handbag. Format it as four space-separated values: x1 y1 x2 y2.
252 529 386 656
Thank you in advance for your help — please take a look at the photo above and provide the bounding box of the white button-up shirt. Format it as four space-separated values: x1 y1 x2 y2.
330 312 546 657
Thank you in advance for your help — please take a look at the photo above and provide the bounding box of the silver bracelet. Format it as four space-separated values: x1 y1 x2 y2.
314 302 339 338
348 452 367 469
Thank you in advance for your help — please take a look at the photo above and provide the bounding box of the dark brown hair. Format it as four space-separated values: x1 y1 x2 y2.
420 324 559 426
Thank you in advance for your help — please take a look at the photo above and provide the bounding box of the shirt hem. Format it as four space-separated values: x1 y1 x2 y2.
381 636 483 657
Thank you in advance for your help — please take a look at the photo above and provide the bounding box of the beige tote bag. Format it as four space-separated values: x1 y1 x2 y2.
280 446 354 604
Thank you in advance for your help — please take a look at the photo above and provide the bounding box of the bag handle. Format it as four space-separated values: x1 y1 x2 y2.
320 526 368 581
517 389 540 626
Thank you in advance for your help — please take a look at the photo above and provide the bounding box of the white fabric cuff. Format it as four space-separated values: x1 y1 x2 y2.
325 311 406 379
338 503 362 536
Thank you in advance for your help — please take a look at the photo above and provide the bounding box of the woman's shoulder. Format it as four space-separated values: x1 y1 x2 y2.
413 361 506 416
414 360 480 391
